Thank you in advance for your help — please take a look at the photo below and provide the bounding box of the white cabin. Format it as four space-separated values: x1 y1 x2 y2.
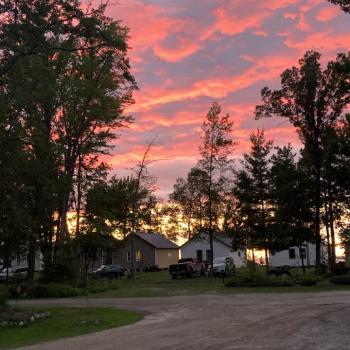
269 243 326 267
181 232 245 268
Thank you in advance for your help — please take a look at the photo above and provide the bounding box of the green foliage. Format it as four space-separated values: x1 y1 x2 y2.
0 307 143 349
295 274 321 286
170 167 211 237
85 280 119 294
28 284 83 298
225 269 294 288
233 129 274 253
0 0 137 283
329 274 350 285
256 51 350 268
41 246 80 283
0 288 8 308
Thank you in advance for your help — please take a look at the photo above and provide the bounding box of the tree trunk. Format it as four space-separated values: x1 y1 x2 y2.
325 220 332 268
314 163 322 270
264 247 269 272
328 193 337 271
300 244 306 275
27 235 36 284
75 154 82 236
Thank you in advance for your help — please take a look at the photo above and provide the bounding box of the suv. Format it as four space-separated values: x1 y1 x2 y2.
210 257 235 277
92 265 125 279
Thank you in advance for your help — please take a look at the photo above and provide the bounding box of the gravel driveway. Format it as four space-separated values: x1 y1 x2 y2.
16 291 350 350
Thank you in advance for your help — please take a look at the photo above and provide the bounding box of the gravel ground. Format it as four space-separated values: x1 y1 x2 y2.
16 291 350 350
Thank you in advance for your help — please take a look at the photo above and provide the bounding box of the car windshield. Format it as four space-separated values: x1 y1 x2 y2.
214 257 226 264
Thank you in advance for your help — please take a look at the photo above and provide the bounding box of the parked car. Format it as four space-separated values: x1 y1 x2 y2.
92 265 125 279
209 257 235 277
0 267 28 282
169 258 205 279
143 265 161 272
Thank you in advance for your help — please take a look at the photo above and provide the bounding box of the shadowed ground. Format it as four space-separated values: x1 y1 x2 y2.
16 291 350 350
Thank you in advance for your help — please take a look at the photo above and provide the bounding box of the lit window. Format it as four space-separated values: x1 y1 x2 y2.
136 250 141 262
168 252 172 257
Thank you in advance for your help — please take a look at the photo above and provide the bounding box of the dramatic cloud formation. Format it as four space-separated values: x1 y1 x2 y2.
105 0 349 198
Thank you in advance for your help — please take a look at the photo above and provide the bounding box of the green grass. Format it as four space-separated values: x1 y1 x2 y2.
92 271 350 298
0 307 143 349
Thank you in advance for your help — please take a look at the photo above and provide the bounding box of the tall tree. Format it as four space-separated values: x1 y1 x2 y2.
170 167 210 238
233 129 273 270
256 51 350 269
270 145 314 272
198 102 235 275
0 1 137 281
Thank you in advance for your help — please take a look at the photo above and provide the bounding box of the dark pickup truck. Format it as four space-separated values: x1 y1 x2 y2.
169 258 206 279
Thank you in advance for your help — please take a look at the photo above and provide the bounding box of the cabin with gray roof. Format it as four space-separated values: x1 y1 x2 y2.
114 232 180 270
181 231 245 267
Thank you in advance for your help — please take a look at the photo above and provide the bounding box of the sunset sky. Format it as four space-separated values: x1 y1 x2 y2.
105 0 349 198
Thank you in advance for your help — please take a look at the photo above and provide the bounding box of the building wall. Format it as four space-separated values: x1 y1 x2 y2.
155 249 179 268
269 243 325 267
112 235 156 271
5 251 43 271
181 234 245 267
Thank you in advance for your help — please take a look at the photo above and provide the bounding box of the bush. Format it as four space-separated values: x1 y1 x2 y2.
0 287 8 308
269 276 294 287
225 270 294 288
329 274 350 285
86 279 119 294
295 274 321 286
28 283 84 298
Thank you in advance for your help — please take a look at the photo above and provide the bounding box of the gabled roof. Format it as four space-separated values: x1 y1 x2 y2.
135 232 179 249
181 231 233 249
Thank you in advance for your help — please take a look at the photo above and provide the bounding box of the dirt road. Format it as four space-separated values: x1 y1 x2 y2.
17 291 350 350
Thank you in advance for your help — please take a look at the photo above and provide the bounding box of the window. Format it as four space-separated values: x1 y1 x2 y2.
299 247 306 259
136 250 141 262
206 249 212 262
168 252 172 257
127 251 131 262
196 250 203 262
289 248 296 260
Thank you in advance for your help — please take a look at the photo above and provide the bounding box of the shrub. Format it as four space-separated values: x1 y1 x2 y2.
86 279 119 294
0 287 8 308
225 269 294 288
28 283 83 298
295 274 321 286
329 274 350 285
269 276 294 287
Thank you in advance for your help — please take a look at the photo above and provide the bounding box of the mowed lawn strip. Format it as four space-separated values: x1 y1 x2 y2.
92 271 350 298
0 307 143 349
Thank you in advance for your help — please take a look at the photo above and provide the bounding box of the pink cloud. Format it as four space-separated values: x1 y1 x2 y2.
316 6 340 22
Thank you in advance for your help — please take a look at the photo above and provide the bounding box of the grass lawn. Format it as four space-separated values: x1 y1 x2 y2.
92 271 350 298
0 307 143 349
